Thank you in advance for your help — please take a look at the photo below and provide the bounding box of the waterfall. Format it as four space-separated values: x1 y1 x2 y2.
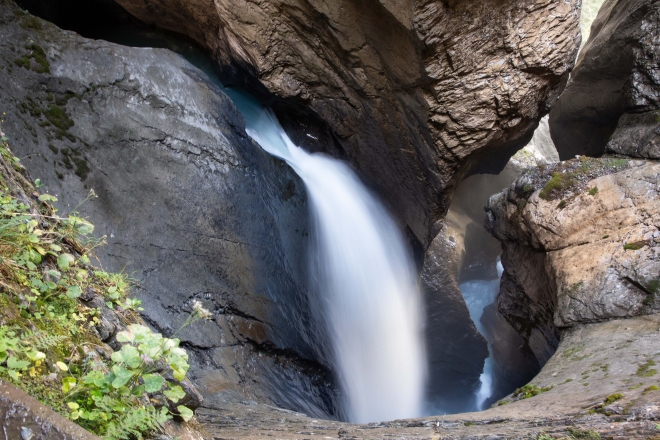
459 259 504 410
237 101 427 423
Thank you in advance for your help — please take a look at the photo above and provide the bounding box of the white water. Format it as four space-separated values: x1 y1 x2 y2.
458 260 504 410
242 106 427 423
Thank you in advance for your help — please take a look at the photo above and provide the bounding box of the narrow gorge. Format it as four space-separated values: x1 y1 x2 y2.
0 0 658 438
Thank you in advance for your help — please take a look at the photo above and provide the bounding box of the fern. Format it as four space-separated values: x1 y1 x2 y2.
103 406 170 440
20 329 68 350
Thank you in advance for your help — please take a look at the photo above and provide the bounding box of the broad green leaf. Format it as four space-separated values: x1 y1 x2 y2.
110 365 133 389
66 285 81 299
7 356 29 370
61 377 76 393
164 384 186 403
131 384 145 396
67 402 79 410
49 244 62 252
28 248 41 264
177 405 194 422
115 330 134 344
34 179 42 188
142 373 164 393
57 253 75 271
111 345 140 368
79 254 90 264
8 369 20 380
128 324 154 343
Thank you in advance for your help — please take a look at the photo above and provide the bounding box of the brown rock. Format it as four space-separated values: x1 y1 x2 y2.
112 0 581 246
486 158 660 362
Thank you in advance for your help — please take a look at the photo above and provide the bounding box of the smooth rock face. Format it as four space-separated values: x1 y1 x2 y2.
486 160 660 362
111 0 581 247
0 1 336 417
550 0 660 159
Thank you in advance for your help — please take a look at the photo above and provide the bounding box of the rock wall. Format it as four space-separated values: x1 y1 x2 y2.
550 0 660 159
486 158 660 362
0 0 337 417
109 0 581 247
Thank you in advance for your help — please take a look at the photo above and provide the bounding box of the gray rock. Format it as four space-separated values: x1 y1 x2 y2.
0 0 335 417
549 0 660 159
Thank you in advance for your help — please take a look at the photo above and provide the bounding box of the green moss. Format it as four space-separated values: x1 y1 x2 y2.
557 200 567 209
637 360 657 377
43 105 74 131
566 427 601 439
643 385 658 394
13 45 50 74
648 280 659 295
604 393 623 405
29 44 50 74
540 172 572 200
13 56 30 69
72 156 89 180
513 384 553 399
19 15 42 30
48 145 58 154
588 186 599 196
624 241 649 251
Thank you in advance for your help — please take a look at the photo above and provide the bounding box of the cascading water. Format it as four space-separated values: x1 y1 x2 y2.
238 103 427 423
459 260 504 409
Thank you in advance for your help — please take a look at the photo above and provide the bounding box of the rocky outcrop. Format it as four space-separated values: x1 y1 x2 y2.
197 314 660 438
550 0 660 159
107 0 581 247
486 158 660 363
0 0 336 418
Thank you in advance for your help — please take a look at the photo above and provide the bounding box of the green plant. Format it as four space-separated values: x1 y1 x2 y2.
637 360 657 377
603 393 623 405
63 324 193 437
566 427 601 439
512 384 553 399
642 385 658 393
624 241 649 251
588 187 598 196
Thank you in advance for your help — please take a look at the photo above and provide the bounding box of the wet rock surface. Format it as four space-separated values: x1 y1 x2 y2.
550 0 660 159
109 0 581 247
0 0 336 418
196 315 660 438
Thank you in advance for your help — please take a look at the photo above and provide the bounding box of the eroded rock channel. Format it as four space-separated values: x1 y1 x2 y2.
0 0 658 438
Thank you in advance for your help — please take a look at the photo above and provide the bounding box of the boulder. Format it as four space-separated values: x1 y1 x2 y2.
550 0 660 159
486 158 660 362
0 0 336 417
108 0 581 247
